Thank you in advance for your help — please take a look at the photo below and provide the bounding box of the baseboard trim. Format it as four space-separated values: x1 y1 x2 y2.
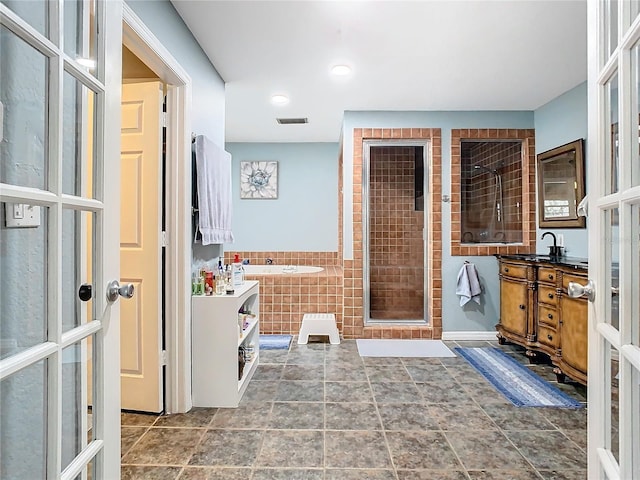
441 331 498 341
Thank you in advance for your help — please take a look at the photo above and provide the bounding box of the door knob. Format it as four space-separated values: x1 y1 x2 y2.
568 280 595 302
106 280 135 302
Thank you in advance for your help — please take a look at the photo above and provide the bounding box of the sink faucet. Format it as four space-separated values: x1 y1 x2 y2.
266 258 273 265
541 231 556 246
541 232 562 256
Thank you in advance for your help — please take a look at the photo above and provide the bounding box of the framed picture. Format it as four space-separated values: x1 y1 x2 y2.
240 161 278 199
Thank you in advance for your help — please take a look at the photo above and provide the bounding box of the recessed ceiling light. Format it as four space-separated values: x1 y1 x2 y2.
271 94 289 105
77 57 96 69
331 64 351 76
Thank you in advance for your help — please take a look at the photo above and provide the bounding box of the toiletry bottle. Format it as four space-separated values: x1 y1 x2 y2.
204 271 214 295
232 254 244 287
191 272 199 295
225 264 234 294
217 258 224 279
215 274 225 295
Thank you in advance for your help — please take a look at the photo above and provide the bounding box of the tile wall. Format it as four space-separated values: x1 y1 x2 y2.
226 252 343 335
347 128 442 339
461 141 523 243
451 129 537 256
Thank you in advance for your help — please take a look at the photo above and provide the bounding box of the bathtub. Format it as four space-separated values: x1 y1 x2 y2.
243 265 324 275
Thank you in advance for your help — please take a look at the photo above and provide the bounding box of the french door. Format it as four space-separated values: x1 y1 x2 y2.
587 0 640 478
0 1 123 479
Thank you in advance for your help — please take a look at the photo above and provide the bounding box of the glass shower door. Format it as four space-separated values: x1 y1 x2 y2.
363 142 428 324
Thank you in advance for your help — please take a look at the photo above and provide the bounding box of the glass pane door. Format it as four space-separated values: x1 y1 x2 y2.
0 1 122 478
588 0 640 478
363 141 428 324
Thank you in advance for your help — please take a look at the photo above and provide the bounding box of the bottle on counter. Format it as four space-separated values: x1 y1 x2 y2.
232 253 244 287
225 264 234 294
215 274 225 295
204 271 214 295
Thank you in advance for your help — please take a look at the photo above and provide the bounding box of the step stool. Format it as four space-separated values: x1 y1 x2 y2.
298 313 340 344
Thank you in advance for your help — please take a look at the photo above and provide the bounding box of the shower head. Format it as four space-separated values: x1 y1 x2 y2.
473 165 498 175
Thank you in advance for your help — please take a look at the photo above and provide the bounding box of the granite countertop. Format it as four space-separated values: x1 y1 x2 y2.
496 254 588 270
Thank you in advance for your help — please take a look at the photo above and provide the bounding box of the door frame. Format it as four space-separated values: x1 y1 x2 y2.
361 139 431 326
122 5 192 414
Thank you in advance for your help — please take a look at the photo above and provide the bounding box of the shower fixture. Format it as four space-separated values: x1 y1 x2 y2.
473 164 504 224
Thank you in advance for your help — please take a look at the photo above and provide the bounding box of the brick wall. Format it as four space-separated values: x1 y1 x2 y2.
451 129 537 256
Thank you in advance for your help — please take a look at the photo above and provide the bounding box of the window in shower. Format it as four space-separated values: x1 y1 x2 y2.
460 140 523 244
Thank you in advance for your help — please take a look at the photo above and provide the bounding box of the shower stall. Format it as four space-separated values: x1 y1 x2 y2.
461 141 523 244
363 141 429 324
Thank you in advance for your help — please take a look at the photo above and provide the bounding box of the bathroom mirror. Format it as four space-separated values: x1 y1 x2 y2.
537 139 586 228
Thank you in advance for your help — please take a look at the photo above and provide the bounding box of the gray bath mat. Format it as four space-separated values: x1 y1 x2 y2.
356 339 455 357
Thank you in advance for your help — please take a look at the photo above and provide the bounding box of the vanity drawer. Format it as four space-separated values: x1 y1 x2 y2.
499 262 528 280
562 272 589 292
538 323 559 349
538 267 557 285
537 304 558 329
538 285 557 306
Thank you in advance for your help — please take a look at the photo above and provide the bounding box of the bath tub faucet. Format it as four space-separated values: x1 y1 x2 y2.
266 258 273 265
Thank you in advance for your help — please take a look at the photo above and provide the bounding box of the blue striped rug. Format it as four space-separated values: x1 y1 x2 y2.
259 334 292 350
455 347 583 408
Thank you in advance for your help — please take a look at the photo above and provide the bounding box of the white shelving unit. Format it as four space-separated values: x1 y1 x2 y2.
192 280 260 407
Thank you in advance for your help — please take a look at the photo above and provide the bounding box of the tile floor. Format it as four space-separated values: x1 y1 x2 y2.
120 340 588 480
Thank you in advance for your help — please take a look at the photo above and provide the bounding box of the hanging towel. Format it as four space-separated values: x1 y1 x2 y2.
456 262 482 306
194 135 234 245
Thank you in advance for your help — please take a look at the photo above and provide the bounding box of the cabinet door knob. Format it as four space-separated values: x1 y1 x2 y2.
548 293 554 299
548 274 554 280
547 334 553 340
519 304 525 310
548 313 553 319
504 267 509 272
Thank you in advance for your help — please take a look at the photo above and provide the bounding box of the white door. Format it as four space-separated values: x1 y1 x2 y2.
120 81 163 412
586 0 640 478
0 1 123 479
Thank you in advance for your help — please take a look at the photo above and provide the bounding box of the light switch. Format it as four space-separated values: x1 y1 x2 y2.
5 203 41 228
13 204 23 219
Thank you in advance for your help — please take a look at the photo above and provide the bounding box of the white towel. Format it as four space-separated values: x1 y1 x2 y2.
456 262 482 306
195 135 234 245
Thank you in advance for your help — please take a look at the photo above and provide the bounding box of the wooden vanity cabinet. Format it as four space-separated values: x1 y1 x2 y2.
496 256 588 385
535 266 560 359
556 271 589 384
497 259 536 348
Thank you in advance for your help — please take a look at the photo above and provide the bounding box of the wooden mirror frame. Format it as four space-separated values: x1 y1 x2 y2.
536 139 586 228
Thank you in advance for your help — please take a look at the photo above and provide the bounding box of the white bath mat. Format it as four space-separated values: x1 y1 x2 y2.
356 339 455 358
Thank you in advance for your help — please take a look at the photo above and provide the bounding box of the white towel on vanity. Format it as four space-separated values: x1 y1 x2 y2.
195 135 234 245
456 263 482 306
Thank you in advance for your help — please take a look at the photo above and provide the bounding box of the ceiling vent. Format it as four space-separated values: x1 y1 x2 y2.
276 117 308 125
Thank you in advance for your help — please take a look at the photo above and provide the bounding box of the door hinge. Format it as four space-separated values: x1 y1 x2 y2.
161 350 168 366
161 231 168 247
162 111 167 128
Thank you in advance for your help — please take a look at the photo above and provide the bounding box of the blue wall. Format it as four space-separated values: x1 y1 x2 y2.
534 82 588 258
126 0 226 265
226 143 340 251
342 111 535 333
126 0 225 146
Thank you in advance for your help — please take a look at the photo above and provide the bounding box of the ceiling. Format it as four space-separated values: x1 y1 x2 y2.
171 0 587 144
